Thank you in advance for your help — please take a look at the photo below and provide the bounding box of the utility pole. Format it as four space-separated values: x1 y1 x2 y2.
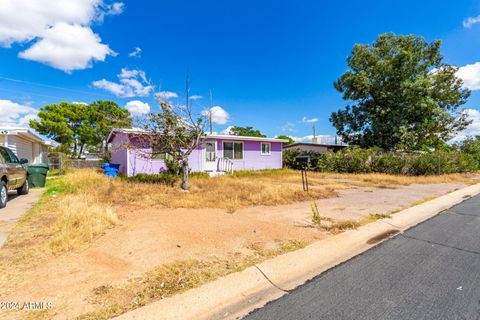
185 73 189 111
209 89 213 134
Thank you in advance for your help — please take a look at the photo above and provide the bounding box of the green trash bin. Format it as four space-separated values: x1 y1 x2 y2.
27 164 50 188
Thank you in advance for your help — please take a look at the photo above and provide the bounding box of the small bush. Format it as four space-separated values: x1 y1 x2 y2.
126 173 179 186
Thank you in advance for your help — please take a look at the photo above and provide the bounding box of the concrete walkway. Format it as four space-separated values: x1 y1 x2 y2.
245 195 480 320
0 188 44 247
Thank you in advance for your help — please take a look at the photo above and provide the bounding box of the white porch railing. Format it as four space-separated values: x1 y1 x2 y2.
217 157 234 174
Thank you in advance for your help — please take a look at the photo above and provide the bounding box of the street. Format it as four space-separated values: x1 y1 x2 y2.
244 195 480 320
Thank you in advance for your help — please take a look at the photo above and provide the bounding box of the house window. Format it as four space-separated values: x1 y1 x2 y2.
261 143 271 155
223 141 243 160
152 152 173 161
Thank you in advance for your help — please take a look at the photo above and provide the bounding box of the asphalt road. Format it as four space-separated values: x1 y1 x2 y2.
244 195 480 320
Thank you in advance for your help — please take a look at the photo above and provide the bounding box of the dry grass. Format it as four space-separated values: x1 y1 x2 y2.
315 172 476 187
60 169 339 210
312 201 392 234
76 240 307 320
412 195 438 206
0 169 474 293
57 169 475 211
0 173 120 290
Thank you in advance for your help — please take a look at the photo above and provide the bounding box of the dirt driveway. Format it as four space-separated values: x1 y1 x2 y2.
0 189 44 247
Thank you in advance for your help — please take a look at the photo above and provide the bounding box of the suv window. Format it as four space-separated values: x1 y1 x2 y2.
0 147 9 163
6 149 19 163
0 147 19 163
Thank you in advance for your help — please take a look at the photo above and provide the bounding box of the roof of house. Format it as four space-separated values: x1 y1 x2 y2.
107 128 288 143
204 134 287 143
0 127 50 145
283 142 348 149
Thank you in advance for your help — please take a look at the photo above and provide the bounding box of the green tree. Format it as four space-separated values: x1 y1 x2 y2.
458 136 480 165
330 33 471 150
229 126 266 137
275 135 295 145
30 102 88 156
30 101 132 157
88 101 132 154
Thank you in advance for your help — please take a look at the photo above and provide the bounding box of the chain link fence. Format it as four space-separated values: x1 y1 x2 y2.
40 152 102 175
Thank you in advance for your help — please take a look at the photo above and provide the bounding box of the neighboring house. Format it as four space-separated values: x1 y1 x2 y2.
0 128 50 164
284 136 348 154
107 128 286 176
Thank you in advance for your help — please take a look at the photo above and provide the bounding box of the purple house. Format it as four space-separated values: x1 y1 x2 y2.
107 129 286 176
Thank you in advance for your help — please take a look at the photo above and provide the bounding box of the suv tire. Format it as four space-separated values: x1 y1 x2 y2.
0 182 7 209
17 179 29 196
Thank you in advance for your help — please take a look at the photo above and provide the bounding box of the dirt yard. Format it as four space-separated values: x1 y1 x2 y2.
0 170 476 319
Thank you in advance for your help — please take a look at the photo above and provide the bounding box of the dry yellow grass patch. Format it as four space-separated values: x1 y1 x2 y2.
315 172 476 187
77 240 307 320
64 169 338 210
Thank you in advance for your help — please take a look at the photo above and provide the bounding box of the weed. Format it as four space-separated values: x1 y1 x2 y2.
78 240 307 320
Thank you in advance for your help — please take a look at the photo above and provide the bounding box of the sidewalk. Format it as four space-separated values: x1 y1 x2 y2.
0 189 44 247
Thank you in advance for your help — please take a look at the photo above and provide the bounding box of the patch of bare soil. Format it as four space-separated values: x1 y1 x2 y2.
0 182 468 319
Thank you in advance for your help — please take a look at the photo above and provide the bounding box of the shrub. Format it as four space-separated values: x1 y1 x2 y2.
126 173 179 186
284 147 479 175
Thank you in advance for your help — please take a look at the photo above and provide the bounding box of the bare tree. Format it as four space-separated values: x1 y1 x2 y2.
140 99 206 190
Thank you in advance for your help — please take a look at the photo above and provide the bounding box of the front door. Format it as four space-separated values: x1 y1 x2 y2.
204 140 217 171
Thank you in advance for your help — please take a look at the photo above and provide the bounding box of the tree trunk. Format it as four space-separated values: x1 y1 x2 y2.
73 141 77 157
78 143 84 159
181 159 189 190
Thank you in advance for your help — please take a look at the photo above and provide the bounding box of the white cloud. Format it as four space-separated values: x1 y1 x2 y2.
128 47 142 57
302 116 319 123
92 68 153 97
221 126 234 135
451 109 480 142
190 95 203 100
155 91 179 100
0 99 38 127
97 2 124 21
125 100 150 116
19 23 115 73
202 106 229 125
282 122 296 132
463 15 480 28
457 62 480 90
0 0 123 71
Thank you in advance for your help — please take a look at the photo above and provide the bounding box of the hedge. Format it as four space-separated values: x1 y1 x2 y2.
283 147 479 175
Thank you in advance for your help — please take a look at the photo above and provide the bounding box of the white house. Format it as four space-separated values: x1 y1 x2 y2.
0 128 50 164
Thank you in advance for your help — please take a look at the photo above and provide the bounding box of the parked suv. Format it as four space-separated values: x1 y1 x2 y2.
0 146 29 209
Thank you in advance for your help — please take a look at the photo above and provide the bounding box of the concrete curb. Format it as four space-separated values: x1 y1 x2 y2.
115 183 480 320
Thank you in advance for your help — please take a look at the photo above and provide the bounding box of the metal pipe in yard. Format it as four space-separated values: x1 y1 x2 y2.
438 155 441 176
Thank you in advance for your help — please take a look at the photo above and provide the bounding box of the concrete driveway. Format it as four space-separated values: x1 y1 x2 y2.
0 188 44 247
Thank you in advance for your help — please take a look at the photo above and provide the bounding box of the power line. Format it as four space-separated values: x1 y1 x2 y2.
0 75 113 98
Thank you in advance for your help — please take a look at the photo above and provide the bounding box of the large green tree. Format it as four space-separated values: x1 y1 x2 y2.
229 126 266 137
30 101 131 157
330 33 471 150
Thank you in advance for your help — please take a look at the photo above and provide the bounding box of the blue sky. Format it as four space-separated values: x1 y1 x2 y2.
1 0 480 141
